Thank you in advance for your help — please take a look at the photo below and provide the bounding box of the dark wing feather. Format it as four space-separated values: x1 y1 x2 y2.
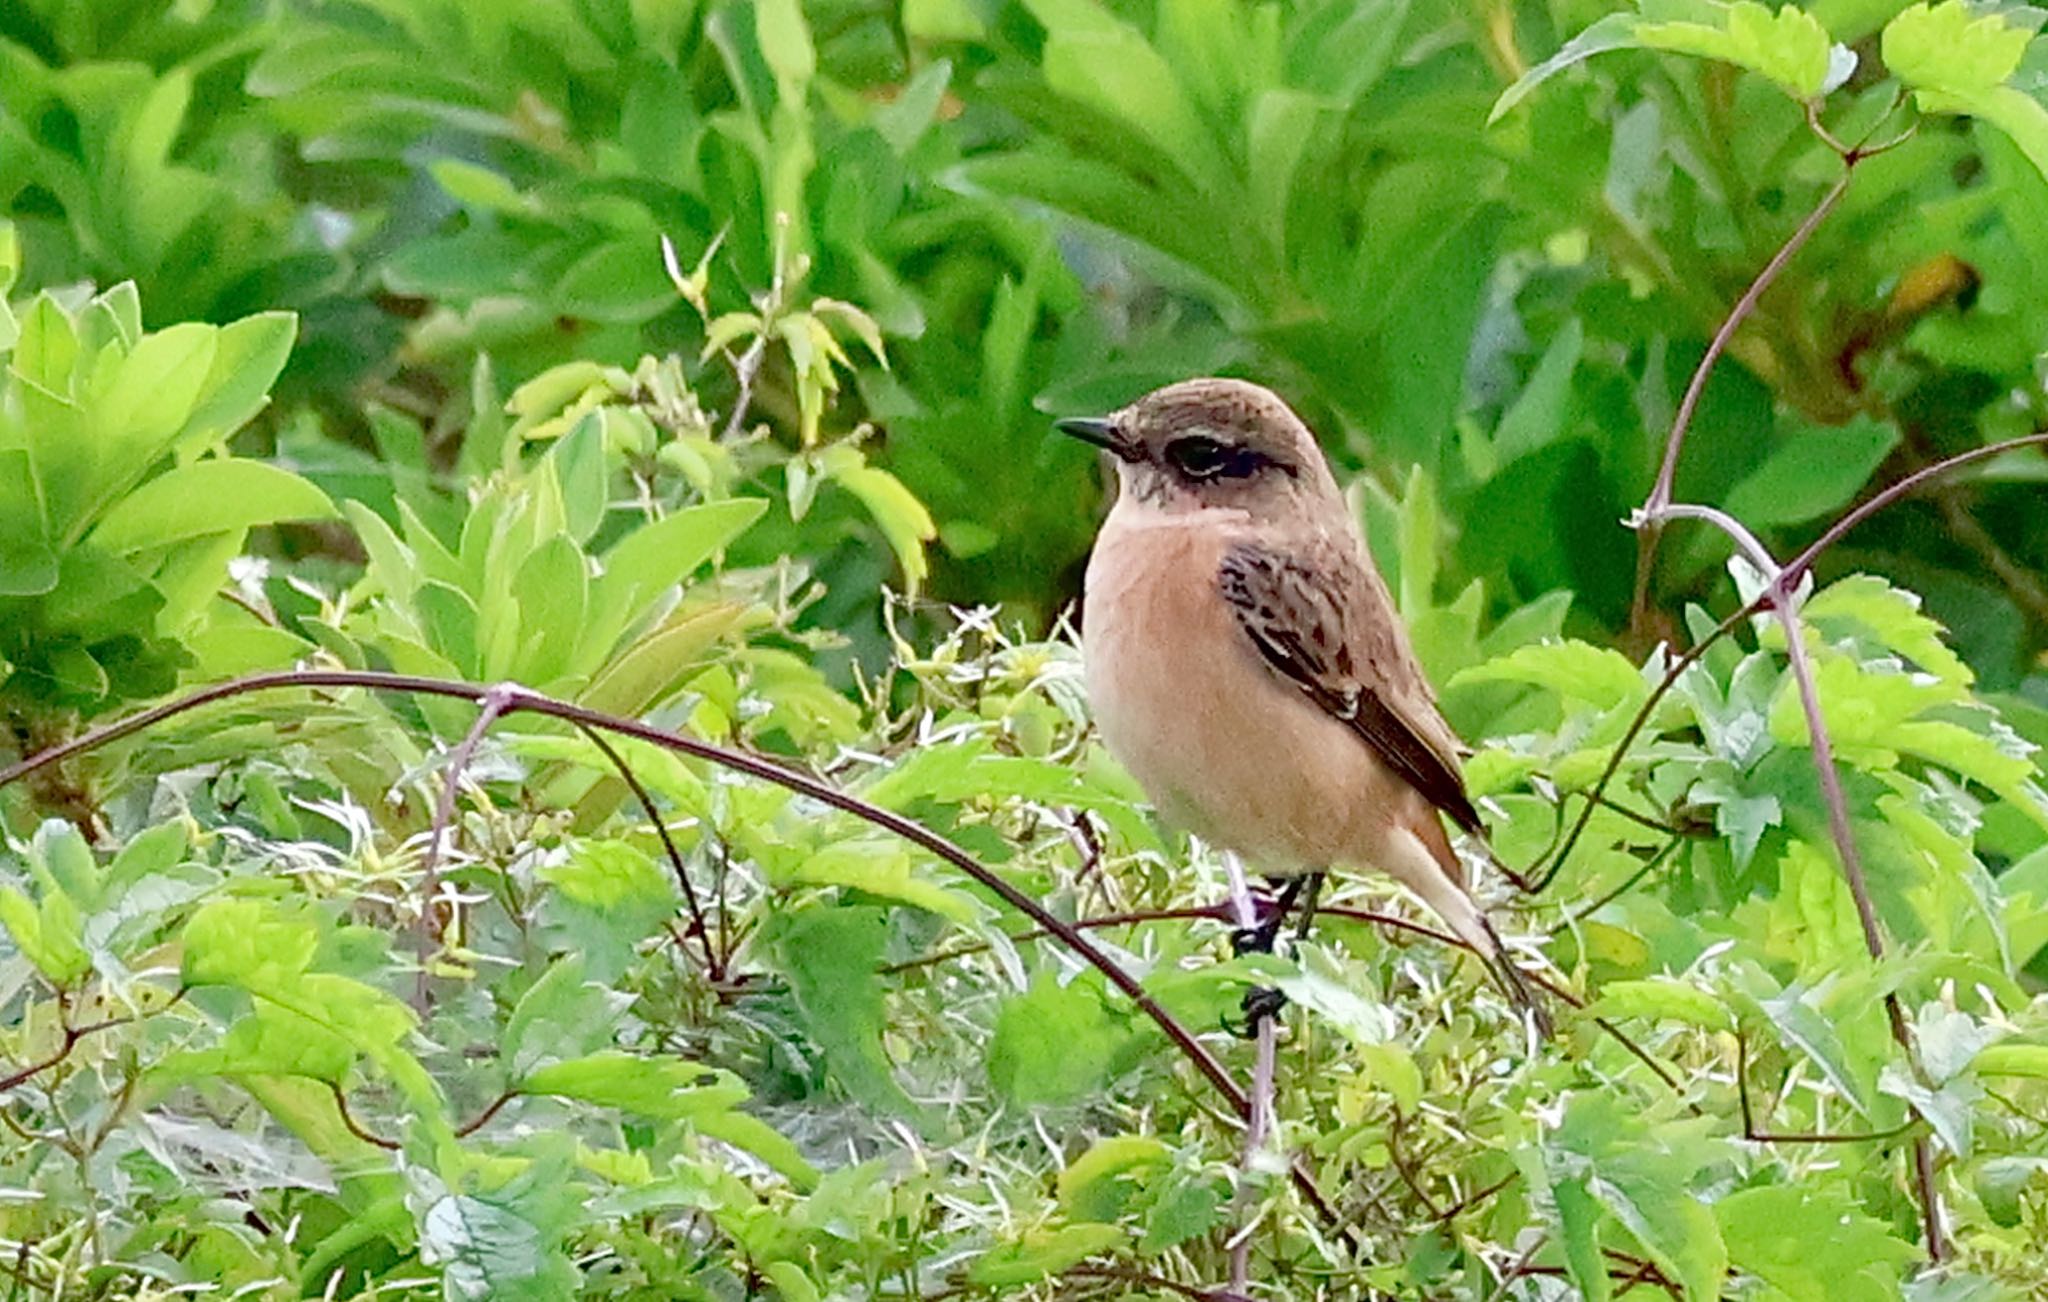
1219 539 1482 835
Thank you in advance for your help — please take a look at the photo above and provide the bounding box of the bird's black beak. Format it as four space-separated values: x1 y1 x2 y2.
1057 416 1137 461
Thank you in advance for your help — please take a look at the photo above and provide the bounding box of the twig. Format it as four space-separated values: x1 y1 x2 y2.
456 1090 517 1139
1220 852 1276 1296
1735 1032 1917 1145
1619 144 1947 1256
1782 431 2048 586
1386 1110 1445 1218
1628 167 1855 641
720 336 768 441
1565 835 1684 925
1066 1264 1248 1302
325 1082 400 1152
416 682 520 999
1527 606 1747 894
1536 430 2048 895
1639 475 1945 1255
573 723 720 980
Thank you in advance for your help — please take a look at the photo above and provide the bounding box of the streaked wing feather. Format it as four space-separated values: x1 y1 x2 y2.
1219 539 1482 835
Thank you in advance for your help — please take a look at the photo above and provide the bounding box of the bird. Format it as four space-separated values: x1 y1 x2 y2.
1058 378 1549 1036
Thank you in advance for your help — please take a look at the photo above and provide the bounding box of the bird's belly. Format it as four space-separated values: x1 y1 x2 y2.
1084 539 1405 872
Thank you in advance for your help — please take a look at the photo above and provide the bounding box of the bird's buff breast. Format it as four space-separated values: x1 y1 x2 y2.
1081 512 1406 873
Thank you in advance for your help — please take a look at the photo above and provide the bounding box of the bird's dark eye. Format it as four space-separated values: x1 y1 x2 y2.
1165 435 1233 479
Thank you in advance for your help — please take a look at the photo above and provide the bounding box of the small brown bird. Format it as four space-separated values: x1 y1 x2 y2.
1060 378 1547 1034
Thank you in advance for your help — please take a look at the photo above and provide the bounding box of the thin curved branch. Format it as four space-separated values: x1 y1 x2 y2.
1629 167 1856 636
573 722 720 980
1783 430 2048 586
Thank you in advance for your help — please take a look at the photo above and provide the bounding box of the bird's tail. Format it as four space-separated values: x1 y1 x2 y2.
1390 824 1555 1038
1474 913 1553 1039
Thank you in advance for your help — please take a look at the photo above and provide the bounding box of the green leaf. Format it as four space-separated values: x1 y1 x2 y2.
538 841 679 976
1975 1043 2048 1078
1057 1136 1170 1222
1635 1 1846 99
1493 1 1850 122
820 447 936 593
1023 0 1229 195
420 1147 582 1302
177 311 296 446
429 159 528 213
967 1223 1125 1287
552 239 677 324
89 460 338 553
1722 415 1899 527
989 967 1130 1107
1882 1 2030 96
1553 1176 1612 1302
502 956 623 1077
1453 639 1648 711
1546 1094 1730 1301
92 322 218 461
1492 12 1647 122
773 841 978 923
521 1051 749 1118
755 0 816 94
158 1004 356 1084
1794 574 1971 687
0 449 56 595
546 412 608 545
1492 317 1585 467
579 601 747 718
1587 977 1735 1032
0 885 89 984
590 497 765 642
1716 1185 1916 1299
1138 1168 1224 1254
692 1110 820 1189
766 904 923 1120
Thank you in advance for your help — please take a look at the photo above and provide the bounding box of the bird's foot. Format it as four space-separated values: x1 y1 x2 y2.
1229 918 1284 957
1225 985 1290 1038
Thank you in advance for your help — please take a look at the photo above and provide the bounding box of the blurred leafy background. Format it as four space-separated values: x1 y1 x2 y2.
5 0 2048 1296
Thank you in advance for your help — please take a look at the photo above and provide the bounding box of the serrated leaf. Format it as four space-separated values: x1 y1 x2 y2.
1453 639 1648 710
766 904 922 1120
990 967 1130 1107
1882 1 2030 96
1057 1136 1170 1222
1636 1 1843 99
1794 574 1970 687
1546 1094 1730 1301
1715 1185 1916 1300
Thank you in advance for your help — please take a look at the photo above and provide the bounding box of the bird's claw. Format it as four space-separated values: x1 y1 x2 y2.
1229 922 1280 956
1223 985 1290 1038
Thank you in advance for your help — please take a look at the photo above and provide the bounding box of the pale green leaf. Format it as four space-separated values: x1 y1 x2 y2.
90 460 338 553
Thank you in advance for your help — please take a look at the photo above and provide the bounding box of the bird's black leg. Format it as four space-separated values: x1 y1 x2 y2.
1228 875 1317 1037
1291 871 1325 946
1229 875 1308 957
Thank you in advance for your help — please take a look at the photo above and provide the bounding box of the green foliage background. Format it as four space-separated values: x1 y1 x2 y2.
4 0 2048 1297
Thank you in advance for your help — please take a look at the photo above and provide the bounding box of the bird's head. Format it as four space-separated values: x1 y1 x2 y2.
1058 378 1342 522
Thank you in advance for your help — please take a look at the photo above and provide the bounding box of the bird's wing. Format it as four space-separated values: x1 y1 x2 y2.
1218 536 1482 836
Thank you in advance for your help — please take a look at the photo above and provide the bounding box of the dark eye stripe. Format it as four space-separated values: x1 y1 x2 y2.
1165 436 1268 480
